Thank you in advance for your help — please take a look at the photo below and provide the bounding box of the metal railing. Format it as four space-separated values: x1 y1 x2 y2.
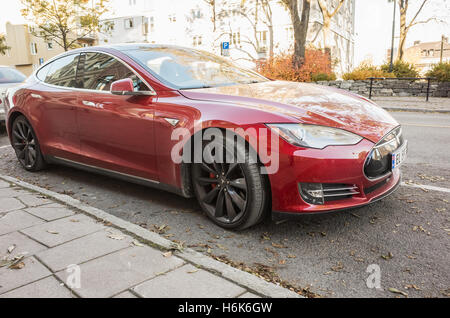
367 77 435 102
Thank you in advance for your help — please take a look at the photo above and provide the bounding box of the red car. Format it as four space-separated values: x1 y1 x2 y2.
4 45 407 230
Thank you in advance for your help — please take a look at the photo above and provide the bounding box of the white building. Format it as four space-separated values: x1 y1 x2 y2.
99 0 355 74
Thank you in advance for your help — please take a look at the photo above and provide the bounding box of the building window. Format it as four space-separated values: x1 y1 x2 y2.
47 42 53 50
149 17 154 32
231 32 241 46
124 18 134 29
193 36 203 47
30 43 37 55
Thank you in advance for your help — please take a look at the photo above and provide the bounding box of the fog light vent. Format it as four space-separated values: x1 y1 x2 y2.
299 183 360 205
299 183 324 205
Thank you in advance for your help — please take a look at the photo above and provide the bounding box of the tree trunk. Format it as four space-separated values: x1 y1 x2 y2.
285 0 310 67
268 24 274 58
397 0 407 60
322 15 331 52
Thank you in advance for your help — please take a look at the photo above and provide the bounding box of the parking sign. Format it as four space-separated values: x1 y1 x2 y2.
221 42 230 56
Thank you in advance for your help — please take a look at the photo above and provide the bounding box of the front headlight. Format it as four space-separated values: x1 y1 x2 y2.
267 124 363 149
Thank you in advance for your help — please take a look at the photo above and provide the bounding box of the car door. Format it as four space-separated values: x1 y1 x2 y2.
76 52 158 181
31 54 81 162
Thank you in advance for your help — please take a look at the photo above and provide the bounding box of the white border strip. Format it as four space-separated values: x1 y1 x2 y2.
401 182 450 193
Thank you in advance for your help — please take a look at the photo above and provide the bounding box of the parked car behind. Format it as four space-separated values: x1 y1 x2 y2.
0 66 26 125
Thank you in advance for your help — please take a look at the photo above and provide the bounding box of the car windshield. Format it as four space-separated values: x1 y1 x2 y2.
0 67 26 84
124 46 268 90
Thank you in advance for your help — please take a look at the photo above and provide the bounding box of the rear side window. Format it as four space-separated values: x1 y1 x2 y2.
80 52 149 92
37 54 80 88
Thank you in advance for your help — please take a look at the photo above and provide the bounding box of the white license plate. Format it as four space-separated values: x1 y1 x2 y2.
392 141 408 170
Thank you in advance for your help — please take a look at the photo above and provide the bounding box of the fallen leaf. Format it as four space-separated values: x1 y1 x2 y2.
107 233 125 240
331 262 344 272
388 288 408 297
381 252 394 260
187 269 199 274
9 261 25 270
405 284 421 291
7 245 16 254
287 254 296 259
47 230 59 235
271 242 287 249
132 241 144 247
162 251 172 258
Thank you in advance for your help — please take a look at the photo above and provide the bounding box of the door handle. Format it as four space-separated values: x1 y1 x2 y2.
82 101 96 107
82 100 104 109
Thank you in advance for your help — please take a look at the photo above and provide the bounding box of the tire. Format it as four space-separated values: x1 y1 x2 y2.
191 131 269 230
11 115 47 172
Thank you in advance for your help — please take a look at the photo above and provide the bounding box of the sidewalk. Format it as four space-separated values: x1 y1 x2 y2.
373 97 450 113
0 177 300 298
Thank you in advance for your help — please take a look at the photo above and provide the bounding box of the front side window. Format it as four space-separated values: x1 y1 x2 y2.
37 54 80 88
79 52 149 92
125 46 268 90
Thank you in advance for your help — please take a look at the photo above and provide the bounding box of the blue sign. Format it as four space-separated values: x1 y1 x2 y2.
222 42 230 50
39 58 45 65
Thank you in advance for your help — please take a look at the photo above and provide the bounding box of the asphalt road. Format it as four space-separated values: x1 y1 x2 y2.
0 111 449 298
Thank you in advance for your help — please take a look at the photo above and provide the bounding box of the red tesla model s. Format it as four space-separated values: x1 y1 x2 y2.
3 44 407 230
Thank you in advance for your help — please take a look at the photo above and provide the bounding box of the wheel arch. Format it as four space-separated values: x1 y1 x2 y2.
179 125 272 209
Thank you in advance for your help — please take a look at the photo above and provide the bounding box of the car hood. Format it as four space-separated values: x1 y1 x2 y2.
180 81 399 143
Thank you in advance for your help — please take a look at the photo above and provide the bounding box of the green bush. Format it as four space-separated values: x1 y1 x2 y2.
426 62 450 82
381 60 419 78
342 62 395 80
311 72 337 81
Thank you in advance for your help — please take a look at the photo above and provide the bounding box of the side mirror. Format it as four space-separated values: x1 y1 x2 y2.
111 79 155 96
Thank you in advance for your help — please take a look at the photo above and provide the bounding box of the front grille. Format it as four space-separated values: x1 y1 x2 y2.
323 184 360 202
364 127 404 179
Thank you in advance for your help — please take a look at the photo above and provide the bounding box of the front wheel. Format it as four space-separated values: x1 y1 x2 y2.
11 115 47 172
192 133 269 230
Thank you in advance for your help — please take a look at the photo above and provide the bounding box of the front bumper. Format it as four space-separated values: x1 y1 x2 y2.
267 137 403 215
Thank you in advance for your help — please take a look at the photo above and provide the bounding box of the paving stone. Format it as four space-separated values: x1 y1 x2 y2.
0 188 27 198
0 180 9 188
25 204 75 221
37 230 133 272
239 292 261 298
113 291 138 298
0 211 45 236
0 231 46 258
0 276 74 298
133 264 246 298
21 215 104 247
56 246 184 298
19 194 52 207
0 257 51 295
0 198 26 213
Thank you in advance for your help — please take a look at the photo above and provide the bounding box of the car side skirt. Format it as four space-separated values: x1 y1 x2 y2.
45 155 190 198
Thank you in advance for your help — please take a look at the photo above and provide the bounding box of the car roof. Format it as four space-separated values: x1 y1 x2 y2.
68 43 188 54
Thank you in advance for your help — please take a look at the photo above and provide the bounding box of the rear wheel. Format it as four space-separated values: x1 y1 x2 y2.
192 133 268 230
11 116 46 171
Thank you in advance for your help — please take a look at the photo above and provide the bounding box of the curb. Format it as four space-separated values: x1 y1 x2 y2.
0 174 302 298
381 107 450 114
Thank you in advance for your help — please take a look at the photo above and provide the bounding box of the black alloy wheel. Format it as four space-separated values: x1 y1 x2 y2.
11 116 46 171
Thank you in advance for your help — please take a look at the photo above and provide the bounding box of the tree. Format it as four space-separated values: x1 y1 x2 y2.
280 0 311 67
0 34 10 55
203 0 217 32
20 0 110 51
258 0 274 58
316 0 346 50
392 0 437 60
